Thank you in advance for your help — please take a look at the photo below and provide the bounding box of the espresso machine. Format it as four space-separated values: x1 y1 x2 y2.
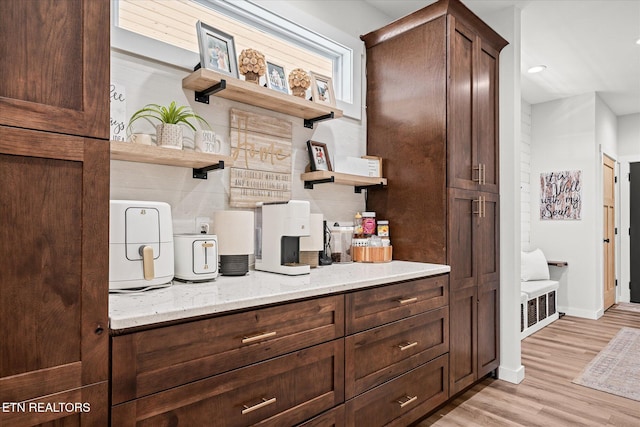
255 200 310 275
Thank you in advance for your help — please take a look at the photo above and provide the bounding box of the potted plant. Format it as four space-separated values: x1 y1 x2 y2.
128 101 210 149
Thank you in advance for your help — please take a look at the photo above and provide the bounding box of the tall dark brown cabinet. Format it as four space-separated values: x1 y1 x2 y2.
362 0 507 398
0 1 110 425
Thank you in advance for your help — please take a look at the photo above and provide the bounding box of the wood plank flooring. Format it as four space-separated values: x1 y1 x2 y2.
415 306 640 426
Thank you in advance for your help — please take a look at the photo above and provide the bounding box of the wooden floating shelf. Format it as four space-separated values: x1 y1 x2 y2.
301 170 387 193
182 68 343 127
110 141 233 179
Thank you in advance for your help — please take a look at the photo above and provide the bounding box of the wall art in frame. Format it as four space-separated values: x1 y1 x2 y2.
266 61 289 94
540 170 582 220
310 72 336 106
307 140 332 172
196 21 238 78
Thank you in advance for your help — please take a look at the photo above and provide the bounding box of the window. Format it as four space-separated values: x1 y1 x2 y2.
112 0 361 118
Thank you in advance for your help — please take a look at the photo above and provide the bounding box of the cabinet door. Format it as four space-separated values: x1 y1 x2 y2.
477 280 500 378
447 17 478 191
448 188 479 291
447 17 500 194
0 127 109 425
476 42 500 194
0 0 109 139
477 192 499 376
449 287 477 396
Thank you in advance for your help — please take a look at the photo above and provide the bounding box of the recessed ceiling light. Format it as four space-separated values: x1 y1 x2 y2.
527 65 547 74
636 37 640 45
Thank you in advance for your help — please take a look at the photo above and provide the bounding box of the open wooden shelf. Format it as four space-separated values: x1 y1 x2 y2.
110 141 233 179
182 68 343 128
301 170 387 193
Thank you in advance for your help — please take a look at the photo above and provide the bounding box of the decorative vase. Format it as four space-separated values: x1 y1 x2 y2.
156 123 183 149
244 71 260 84
291 87 307 98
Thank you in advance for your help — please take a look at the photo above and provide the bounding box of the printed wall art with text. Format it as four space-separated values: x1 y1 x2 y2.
540 170 582 220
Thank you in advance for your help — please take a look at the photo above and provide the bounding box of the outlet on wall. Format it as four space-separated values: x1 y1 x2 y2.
195 217 211 234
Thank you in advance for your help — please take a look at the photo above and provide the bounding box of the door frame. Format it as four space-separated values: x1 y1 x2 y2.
602 154 616 309
618 155 639 303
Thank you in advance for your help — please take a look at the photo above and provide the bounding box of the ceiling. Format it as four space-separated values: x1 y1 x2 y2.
363 0 640 116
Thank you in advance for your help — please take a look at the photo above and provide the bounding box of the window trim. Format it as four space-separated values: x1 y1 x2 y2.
110 0 362 120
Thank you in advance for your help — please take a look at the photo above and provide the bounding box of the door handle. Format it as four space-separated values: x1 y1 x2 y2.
604 238 610 243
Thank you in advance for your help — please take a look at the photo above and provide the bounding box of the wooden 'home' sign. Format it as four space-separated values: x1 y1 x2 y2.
229 108 292 208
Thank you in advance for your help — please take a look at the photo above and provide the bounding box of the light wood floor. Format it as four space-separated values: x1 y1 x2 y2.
416 306 640 426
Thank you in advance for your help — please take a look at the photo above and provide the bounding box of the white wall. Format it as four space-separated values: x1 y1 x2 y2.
521 101 532 250
530 93 618 319
618 113 640 302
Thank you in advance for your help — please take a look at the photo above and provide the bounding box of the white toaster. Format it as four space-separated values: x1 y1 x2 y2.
109 200 174 290
174 234 218 282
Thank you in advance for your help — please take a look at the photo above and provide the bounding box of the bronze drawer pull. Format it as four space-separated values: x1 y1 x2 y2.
397 297 418 305
241 331 277 344
241 397 277 414
397 341 418 351
397 395 418 408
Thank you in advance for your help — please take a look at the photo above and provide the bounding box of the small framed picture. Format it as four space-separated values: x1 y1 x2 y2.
307 140 332 172
266 61 289 94
196 21 238 78
310 72 336 106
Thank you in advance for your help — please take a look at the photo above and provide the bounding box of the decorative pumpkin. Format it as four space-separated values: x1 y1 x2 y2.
238 48 266 84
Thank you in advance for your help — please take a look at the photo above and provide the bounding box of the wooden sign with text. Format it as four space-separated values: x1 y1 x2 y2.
540 170 582 220
229 108 292 208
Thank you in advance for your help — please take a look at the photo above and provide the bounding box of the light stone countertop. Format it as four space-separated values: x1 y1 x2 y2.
109 260 450 331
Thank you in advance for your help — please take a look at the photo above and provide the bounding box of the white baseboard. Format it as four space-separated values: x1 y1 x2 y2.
498 364 525 384
558 305 601 319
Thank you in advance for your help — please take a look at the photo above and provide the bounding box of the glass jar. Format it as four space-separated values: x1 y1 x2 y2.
353 212 363 238
362 212 376 237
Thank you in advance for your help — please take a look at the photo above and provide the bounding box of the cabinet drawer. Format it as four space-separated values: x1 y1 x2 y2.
345 306 448 398
345 354 448 427
112 340 344 427
298 405 345 427
346 275 448 334
112 295 344 404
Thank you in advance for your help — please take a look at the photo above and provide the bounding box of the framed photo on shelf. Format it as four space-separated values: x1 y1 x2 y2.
307 140 332 172
266 61 289 94
310 72 336 106
196 21 238 78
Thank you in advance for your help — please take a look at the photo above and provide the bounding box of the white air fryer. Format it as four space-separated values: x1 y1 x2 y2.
109 200 174 291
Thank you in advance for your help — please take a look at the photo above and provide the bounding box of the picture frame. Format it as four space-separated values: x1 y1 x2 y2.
196 21 238 78
266 61 289 94
306 140 332 172
310 72 336 106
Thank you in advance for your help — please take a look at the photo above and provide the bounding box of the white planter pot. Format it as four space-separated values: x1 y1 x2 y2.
156 124 183 149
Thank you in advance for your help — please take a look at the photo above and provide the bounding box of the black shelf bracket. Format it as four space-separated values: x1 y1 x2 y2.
304 112 335 129
193 160 225 180
195 80 226 104
304 176 335 189
354 182 386 193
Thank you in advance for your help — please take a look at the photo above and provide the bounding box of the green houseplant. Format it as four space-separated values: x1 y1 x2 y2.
128 101 210 149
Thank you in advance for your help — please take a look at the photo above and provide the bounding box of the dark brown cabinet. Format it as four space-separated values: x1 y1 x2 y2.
109 275 449 426
362 0 506 404
0 1 110 425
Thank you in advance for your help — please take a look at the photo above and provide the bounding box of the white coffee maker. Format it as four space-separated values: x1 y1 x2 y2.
254 200 310 275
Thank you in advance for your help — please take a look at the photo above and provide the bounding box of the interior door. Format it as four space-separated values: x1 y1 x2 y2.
603 155 616 309
631 162 640 303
